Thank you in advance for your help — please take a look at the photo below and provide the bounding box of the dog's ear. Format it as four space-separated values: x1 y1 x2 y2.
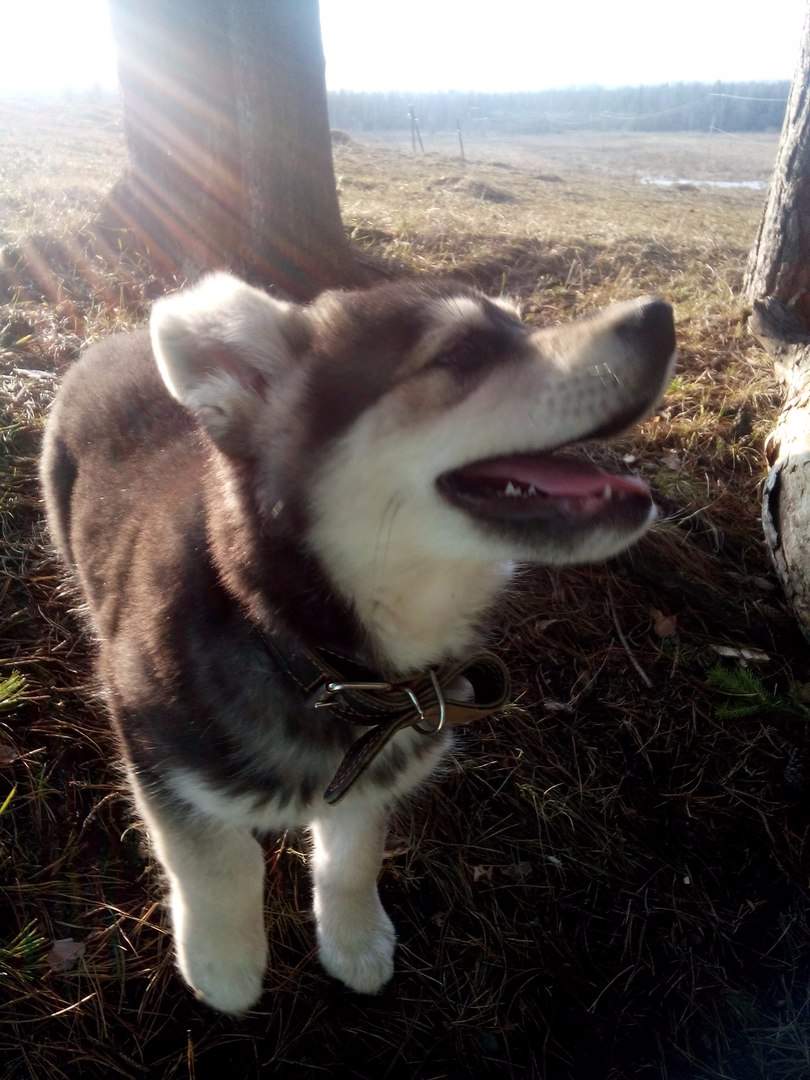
150 272 309 454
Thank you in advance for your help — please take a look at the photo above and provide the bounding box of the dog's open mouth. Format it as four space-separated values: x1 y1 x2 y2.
437 451 652 527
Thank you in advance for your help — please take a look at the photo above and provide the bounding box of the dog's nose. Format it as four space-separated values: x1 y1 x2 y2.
614 296 676 371
581 296 676 440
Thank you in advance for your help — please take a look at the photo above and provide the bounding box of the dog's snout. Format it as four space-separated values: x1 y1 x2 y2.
583 297 676 441
614 296 676 372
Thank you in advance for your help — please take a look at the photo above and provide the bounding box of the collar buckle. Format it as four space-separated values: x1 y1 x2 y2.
313 679 393 710
312 671 446 734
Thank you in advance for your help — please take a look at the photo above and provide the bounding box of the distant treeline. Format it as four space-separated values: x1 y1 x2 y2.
327 82 790 134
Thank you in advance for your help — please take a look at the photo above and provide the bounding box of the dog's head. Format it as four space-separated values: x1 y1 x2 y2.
151 273 675 580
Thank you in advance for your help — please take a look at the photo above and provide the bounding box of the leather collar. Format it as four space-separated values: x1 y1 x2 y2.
257 630 511 804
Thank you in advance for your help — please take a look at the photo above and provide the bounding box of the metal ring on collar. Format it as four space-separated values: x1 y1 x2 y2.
411 670 446 735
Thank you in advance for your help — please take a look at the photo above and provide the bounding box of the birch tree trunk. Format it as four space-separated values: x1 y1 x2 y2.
104 0 366 298
745 2 810 634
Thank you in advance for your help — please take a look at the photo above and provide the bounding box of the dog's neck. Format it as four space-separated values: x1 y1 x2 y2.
205 453 513 677
204 454 369 658
321 549 514 674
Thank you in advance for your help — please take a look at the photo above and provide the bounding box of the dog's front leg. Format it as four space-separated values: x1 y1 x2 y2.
309 803 395 994
131 775 267 1014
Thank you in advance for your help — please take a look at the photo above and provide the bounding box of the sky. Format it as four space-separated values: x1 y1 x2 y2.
0 0 806 96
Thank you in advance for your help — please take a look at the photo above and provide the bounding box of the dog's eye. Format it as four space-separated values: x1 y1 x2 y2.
431 338 492 374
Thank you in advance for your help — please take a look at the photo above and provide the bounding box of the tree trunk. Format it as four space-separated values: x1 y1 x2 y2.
745 6 810 316
229 3 356 294
749 300 810 633
745 2 810 636
104 0 366 298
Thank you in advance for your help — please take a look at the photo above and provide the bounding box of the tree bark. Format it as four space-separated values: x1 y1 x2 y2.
745 2 810 636
745 5 810 317
749 299 810 633
104 0 366 298
228 3 356 294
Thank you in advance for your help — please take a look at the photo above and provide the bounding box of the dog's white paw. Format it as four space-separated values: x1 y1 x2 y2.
317 909 396 994
176 927 268 1015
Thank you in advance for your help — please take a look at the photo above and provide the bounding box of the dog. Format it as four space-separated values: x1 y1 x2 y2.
40 272 675 1014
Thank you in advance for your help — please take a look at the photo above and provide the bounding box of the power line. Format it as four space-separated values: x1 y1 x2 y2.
599 100 697 121
709 92 788 102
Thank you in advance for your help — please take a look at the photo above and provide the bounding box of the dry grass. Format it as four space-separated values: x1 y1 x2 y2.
0 102 125 245
364 129 780 181
2 105 809 1080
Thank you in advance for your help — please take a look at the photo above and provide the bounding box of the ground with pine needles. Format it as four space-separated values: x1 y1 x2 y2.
2 102 809 1080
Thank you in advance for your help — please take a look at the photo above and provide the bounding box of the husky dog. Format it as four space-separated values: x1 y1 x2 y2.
40 273 675 1013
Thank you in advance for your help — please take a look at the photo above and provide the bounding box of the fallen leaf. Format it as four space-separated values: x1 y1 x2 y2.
47 938 86 972
0 739 19 765
383 843 411 859
501 861 533 882
662 451 681 471
727 572 776 592
710 645 770 663
544 701 574 714
651 608 678 638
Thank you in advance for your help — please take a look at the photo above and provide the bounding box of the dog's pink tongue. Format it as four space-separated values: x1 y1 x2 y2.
461 455 649 497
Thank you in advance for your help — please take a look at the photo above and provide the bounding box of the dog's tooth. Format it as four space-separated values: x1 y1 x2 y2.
528 485 538 496
504 481 520 496
602 485 612 500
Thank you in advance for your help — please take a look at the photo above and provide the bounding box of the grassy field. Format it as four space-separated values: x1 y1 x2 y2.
364 129 779 181
3 104 810 1080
